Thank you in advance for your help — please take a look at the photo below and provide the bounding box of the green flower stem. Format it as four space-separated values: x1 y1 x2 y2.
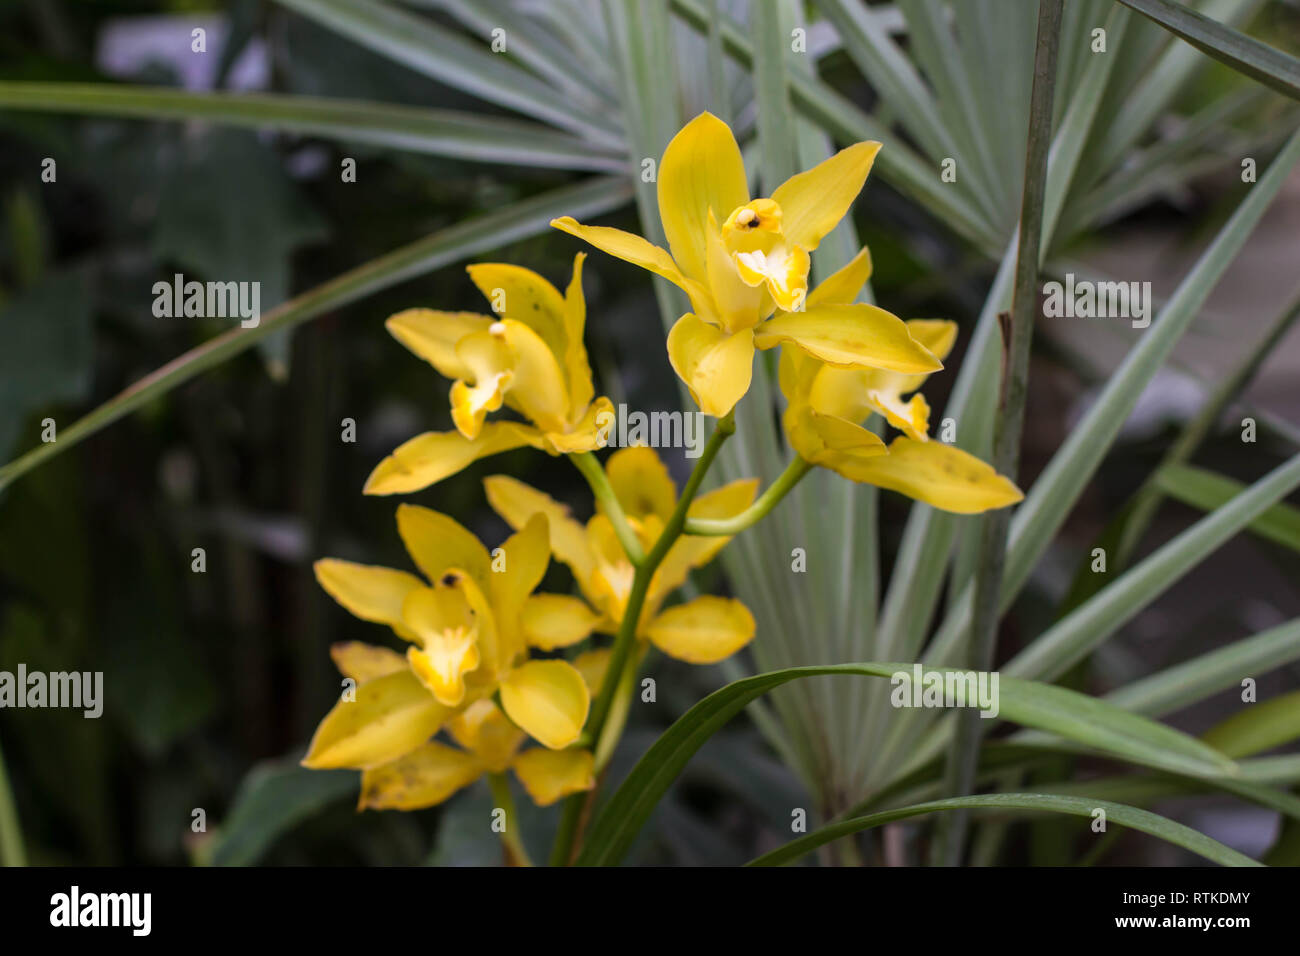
570 452 645 565
487 772 532 867
936 0 1064 867
593 644 647 773
0 735 27 867
550 411 735 864
682 456 813 536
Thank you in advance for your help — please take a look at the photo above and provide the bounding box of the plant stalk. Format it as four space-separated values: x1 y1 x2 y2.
937 0 1064 866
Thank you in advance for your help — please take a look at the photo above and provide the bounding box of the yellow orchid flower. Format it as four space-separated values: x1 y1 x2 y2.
551 111 942 418
302 504 596 770
484 446 759 665
777 290 1023 514
364 254 615 495
357 698 596 811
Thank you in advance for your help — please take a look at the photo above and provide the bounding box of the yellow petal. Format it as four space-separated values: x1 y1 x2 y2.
302 669 450 770
520 593 601 650
732 241 810 312
785 404 888 467
658 112 750 282
484 475 598 600
806 247 873 308
495 318 571 433
562 252 595 415
648 479 759 608
606 446 677 521
447 699 525 773
358 741 483 811
313 559 422 635
489 512 550 663
550 217 689 289
543 395 615 454
838 319 959 420
466 262 567 359
835 436 1024 514
864 390 931 440
511 747 595 806
644 596 756 664
363 423 543 495
573 648 612 697
666 314 755 418
770 141 881 251
905 319 958 362
499 659 591 750
754 304 943 373
777 343 821 405
403 587 480 707
449 329 514 439
385 309 493 380
586 515 639 621
396 504 493 592
329 641 409 683
706 209 763 331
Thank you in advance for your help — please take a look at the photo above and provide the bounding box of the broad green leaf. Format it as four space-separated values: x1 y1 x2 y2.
0 176 632 493
574 663 1237 866
208 760 356 866
0 82 623 172
1155 463 1300 554
1117 0 1300 101
748 793 1259 867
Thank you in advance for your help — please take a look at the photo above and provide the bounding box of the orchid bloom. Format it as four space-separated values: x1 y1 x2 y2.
484 447 758 665
302 505 597 773
364 254 614 495
551 112 942 417
779 317 1024 514
358 698 596 811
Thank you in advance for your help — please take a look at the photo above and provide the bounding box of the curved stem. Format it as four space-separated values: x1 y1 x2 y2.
549 411 735 864
683 456 812 536
487 772 532 867
570 451 645 564
0 734 26 867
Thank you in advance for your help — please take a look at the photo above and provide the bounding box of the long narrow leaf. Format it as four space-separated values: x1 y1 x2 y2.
0 82 625 172
747 793 1260 867
0 177 632 492
1006 451 1300 682
272 0 623 147
1118 0 1300 101
574 662 1236 866
1155 463 1300 553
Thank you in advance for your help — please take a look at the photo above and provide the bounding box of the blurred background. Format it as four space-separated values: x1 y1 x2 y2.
0 0 1298 865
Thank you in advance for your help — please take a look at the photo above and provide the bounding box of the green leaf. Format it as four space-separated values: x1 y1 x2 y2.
1006 451 1300 682
1117 0 1300 102
922 127 1300 672
748 793 1260 867
1155 463 1300 553
0 82 624 172
1202 690 1300 759
0 271 93 460
574 663 1237 866
1106 616 1300 718
208 760 356 866
271 0 623 148
0 176 632 493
